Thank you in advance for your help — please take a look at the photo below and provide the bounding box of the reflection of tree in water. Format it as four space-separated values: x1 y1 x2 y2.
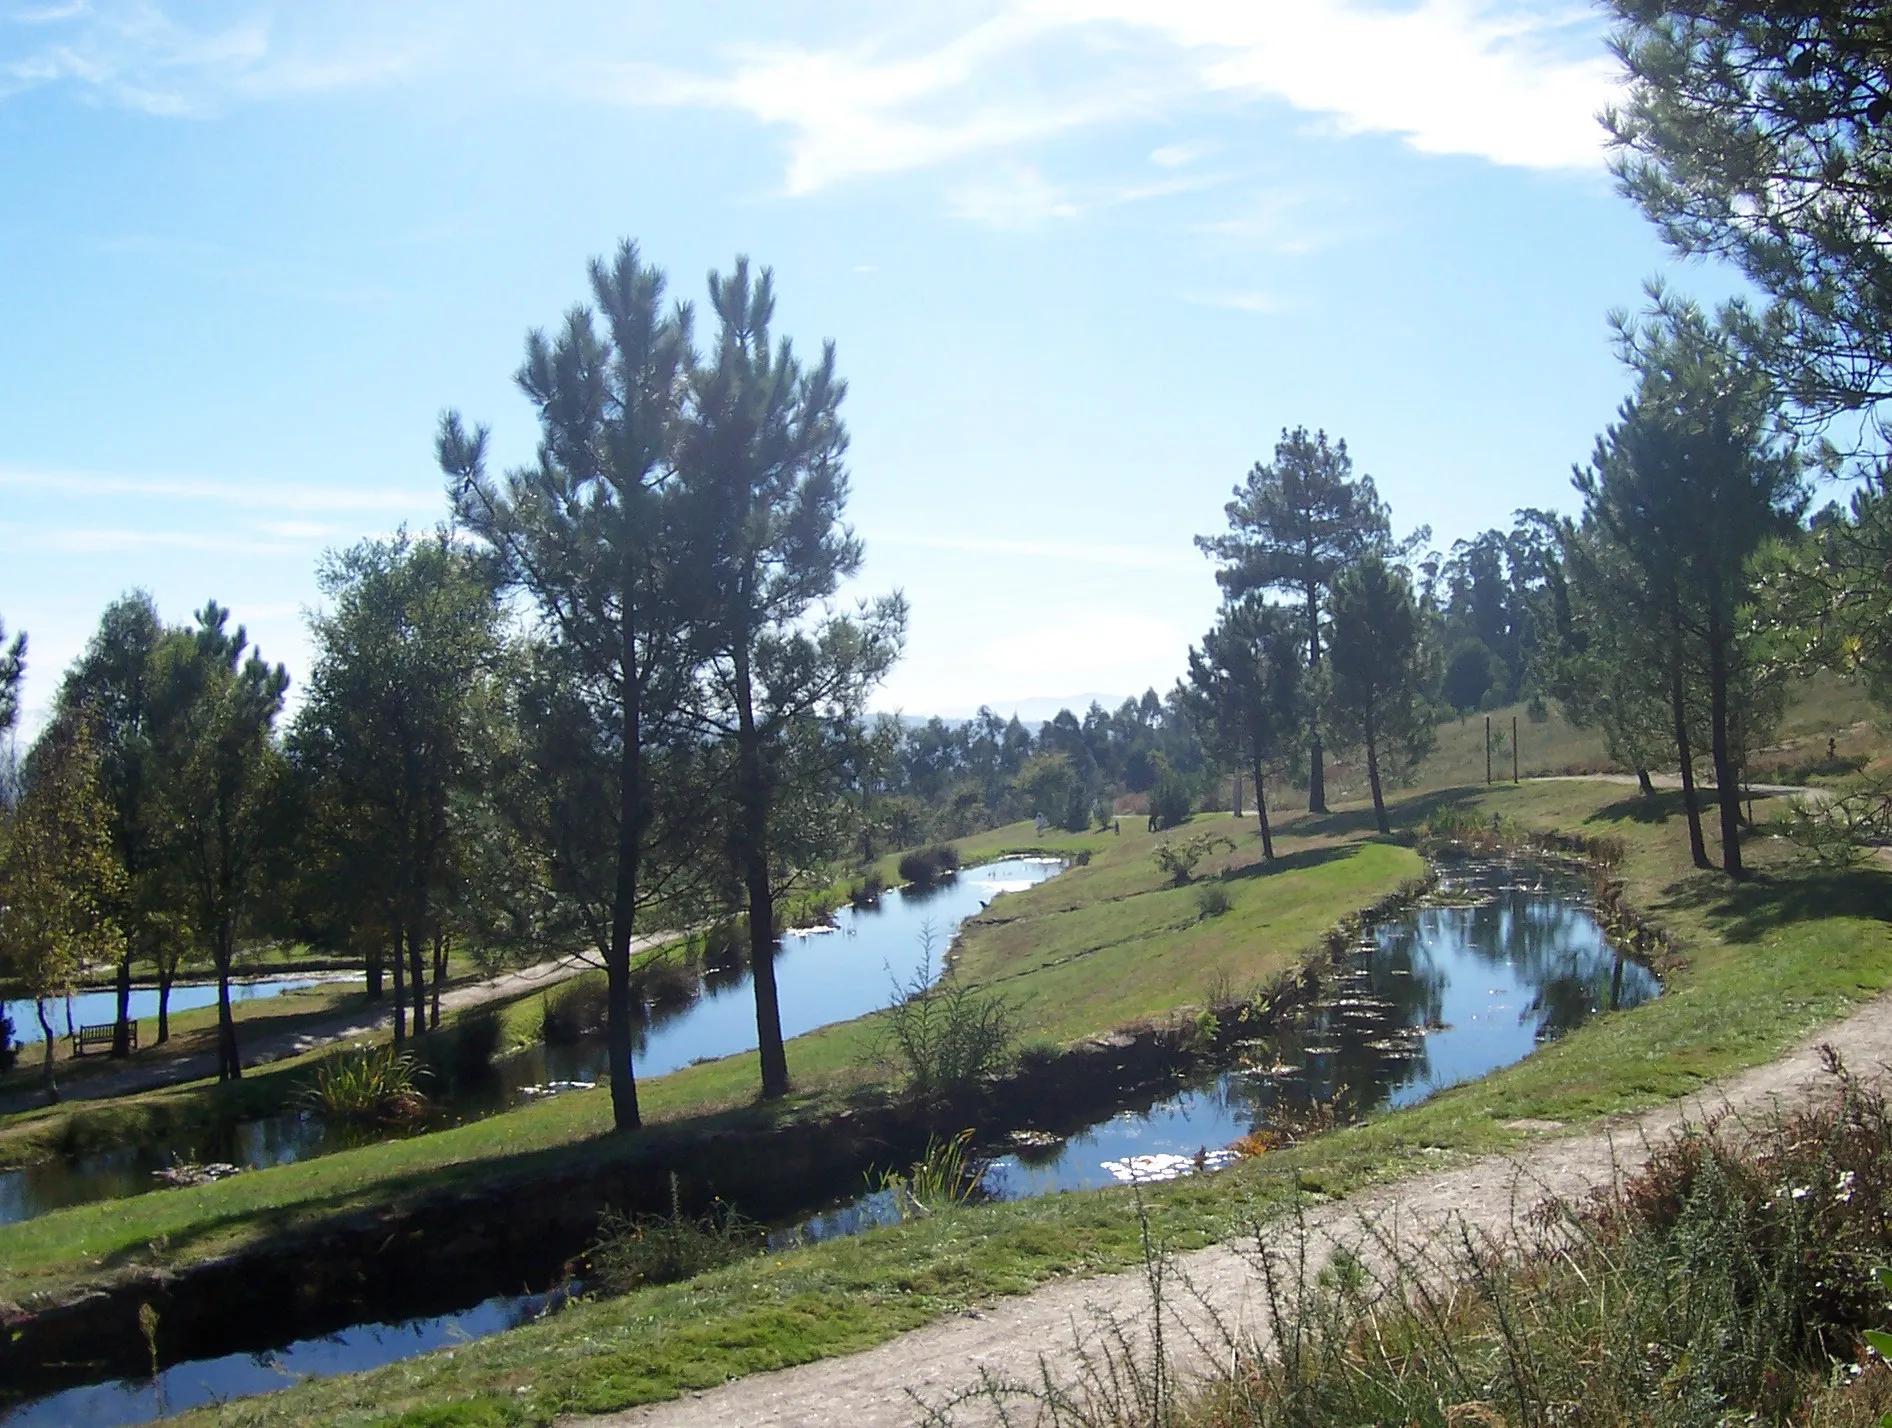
1256 861 1659 1129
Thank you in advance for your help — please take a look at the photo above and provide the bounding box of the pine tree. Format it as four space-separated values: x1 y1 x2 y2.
1185 596 1305 860
1326 555 1434 835
1196 428 1391 813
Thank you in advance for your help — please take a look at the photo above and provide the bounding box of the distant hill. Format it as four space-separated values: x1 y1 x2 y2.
886 693 1133 728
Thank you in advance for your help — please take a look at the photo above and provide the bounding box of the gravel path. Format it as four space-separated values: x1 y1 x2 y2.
578 992 1892 1428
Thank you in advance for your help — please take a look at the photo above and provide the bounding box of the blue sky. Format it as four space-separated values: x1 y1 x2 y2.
0 1 1701 730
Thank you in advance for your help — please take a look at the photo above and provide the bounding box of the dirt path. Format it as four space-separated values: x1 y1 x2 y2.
579 992 1892 1428
0 942 656 1113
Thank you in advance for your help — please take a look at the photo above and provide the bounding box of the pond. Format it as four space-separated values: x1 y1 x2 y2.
0 858 1066 1228
2 976 341 1047
0 857 1657 1428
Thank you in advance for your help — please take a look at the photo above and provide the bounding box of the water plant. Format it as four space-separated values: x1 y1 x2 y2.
876 1129 986 1219
587 1174 756 1294
296 1043 429 1125
898 844 961 887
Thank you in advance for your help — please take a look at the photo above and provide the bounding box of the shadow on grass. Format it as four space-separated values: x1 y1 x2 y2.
1226 842 1359 882
1588 789 1690 826
1662 863 1892 943
1287 783 1478 841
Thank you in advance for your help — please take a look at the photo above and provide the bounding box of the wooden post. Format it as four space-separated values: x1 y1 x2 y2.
1512 715 1519 784
1485 716 1492 785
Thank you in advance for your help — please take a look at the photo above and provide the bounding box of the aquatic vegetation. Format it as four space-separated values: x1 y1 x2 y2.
877 1129 986 1217
588 1175 757 1294
296 1043 430 1125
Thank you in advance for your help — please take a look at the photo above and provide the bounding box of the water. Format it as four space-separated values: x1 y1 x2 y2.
491 856 1066 1091
2 976 339 1047
0 1287 569 1428
790 857 1659 1232
0 858 1652 1427
0 859 1065 1227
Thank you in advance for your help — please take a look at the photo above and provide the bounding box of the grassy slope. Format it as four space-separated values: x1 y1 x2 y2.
0 815 1414 1304
151 776 1892 1428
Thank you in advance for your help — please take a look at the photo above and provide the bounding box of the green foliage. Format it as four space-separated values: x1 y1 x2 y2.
876 939 1018 1100
0 616 22 743
1193 882 1232 920
297 1043 430 1125
1152 831 1232 887
588 1175 757 1295
1327 554 1435 833
874 1129 985 1219
1775 772 1892 868
1148 768 1197 831
897 845 961 887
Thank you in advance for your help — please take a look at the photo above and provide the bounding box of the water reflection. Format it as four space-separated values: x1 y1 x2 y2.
0 858 1065 1227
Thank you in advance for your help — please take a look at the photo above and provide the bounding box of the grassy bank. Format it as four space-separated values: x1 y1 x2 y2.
0 814 1411 1303
127 776 1892 1428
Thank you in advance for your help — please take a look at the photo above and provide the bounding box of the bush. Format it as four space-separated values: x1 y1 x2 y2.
297 1043 429 1124
588 1174 756 1295
1153 831 1232 886
848 870 886 906
898 844 961 887
542 978 608 1045
417 1010 503 1091
876 939 1018 1100
0 1011 15 1074
1149 772 1196 831
1195 883 1232 919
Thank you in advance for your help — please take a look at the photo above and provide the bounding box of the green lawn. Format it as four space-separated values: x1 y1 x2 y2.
0 813 1413 1307
134 776 1892 1428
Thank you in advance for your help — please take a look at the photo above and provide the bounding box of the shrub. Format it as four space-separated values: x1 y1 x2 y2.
0 1011 15 1074
417 1010 503 1091
297 1043 429 1124
588 1174 756 1295
1153 831 1232 886
898 844 961 887
1195 883 1232 919
541 978 608 1045
848 870 886 906
1149 772 1196 831
876 939 1018 1099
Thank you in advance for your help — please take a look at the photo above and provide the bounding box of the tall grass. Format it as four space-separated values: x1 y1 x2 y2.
930 1052 1892 1428
295 1044 429 1125
587 1174 757 1294
875 1129 987 1220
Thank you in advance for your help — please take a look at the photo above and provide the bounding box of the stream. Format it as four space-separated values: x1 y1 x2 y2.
0 858 1065 1226
0 855 1656 1427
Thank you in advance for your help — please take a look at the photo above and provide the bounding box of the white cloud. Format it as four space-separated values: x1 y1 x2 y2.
948 164 1081 229
0 466 438 513
2 3 1617 180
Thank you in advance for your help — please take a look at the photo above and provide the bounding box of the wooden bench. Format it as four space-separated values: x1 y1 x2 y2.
70 1021 136 1057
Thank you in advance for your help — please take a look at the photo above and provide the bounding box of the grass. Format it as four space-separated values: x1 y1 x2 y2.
126 776 1891 1428
0 814 1411 1304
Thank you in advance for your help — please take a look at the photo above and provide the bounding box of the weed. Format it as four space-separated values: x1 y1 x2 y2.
296 1043 430 1125
875 933 1018 1100
876 1129 987 1219
1195 883 1232 920
587 1173 756 1295
899 845 962 887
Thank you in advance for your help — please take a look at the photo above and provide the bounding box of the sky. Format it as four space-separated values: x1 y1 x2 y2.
0 0 1709 732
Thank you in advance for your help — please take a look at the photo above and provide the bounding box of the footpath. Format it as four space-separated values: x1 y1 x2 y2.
579 991 1892 1428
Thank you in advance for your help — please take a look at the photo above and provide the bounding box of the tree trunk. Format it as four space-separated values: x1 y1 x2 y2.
1250 751 1275 861
36 999 58 1105
1666 626 1710 869
1364 719 1390 835
734 636 790 1100
112 949 133 1058
1705 612 1744 878
605 574 643 1133
366 942 384 1001
390 929 407 1045
1636 767 1655 796
1305 581 1327 814
407 920 427 1037
156 955 174 1044
431 927 447 1031
214 918 241 1082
